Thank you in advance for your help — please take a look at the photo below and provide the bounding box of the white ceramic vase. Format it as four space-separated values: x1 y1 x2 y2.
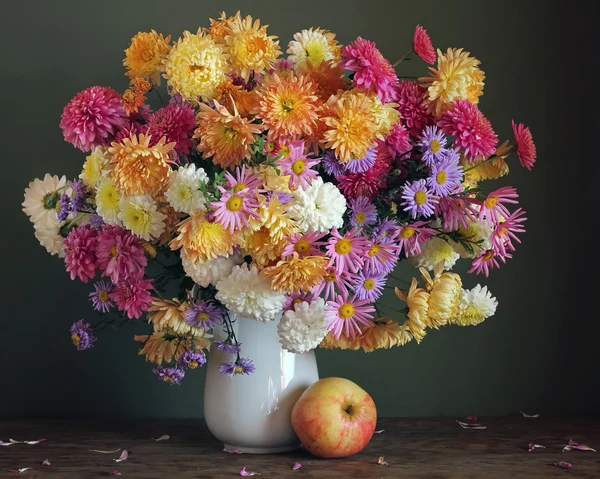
204 312 319 454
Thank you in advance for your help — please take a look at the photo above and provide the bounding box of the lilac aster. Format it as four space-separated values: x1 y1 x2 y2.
219 357 255 376
70 180 87 212
184 301 222 331
349 196 377 227
427 153 463 197
345 148 376 174
401 179 438 219
214 341 242 354
89 279 114 313
352 271 386 301
322 150 345 176
371 218 399 242
89 214 105 230
178 350 207 369
363 240 401 275
57 193 70 222
70 320 96 351
154 366 185 385
419 126 448 166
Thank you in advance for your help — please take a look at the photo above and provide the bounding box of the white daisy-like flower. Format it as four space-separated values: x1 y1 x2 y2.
96 178 122 226
165 163 208 214
79 146 109 188
450 219 493 258
409 237 460 271
278 298 328 353
118 195 166 241
34 223 67 258
287 28 335 69
22 173 68 229
453 285 498 326
290 178 346 232
181 251 244 288
216 263 286 323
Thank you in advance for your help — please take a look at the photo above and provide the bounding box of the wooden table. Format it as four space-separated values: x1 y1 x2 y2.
1 417 599 478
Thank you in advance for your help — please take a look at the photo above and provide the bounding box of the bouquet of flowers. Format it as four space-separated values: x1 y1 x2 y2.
22 12 536 385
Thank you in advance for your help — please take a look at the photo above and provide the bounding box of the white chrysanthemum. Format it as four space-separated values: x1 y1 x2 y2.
287 29 334 69
34 223 66 258
96 178 122 226
79 146 109 188
290 178 346 232
278 298 328 353
182 251 244 288
453 285 498 326
450 219 493 258
22 174 68 229
216 263 285 323
409 237 460 271
118 195 166 241
165 163 208 214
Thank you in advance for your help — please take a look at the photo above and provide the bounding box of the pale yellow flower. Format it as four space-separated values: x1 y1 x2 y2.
359 318 410 352
80 147 109 189
95 177 121 226
263 253 328 293
147 297 203 336
419 262 462 329
395 278 429 343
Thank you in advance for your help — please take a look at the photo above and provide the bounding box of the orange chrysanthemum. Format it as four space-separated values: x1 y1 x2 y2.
395 278 429 343
214 78 256 117
419 263 462 329
319 331 361 350
461 142 510 188
195 100 263 169
147 297 204 336
263 253 328 293
108 134 175 196
297 60 349 102
135 331 210 365
253 73 321 140
123 30 171 85
121 88 146 116
359 317 410 352
206 11 235 40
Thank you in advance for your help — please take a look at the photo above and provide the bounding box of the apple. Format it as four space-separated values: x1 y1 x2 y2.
291 377 377 458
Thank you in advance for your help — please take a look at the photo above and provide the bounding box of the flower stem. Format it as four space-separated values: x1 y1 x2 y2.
393 50 414 68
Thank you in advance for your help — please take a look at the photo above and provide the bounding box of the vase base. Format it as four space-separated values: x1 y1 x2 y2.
223 443 301 454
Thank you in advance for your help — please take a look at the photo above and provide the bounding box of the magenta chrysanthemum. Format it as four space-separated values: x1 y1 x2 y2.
113 120 141 144
60 86 126 151
325 294 375 339
110 277 153 319
385 124 412 158
413 25 436 65
395 81 433 137
96 225 147 284
337 151 391 200
512 120 537 170
144 103 196 156
340 37 399 103
64 225 98 283
225 165 263 193
438 100 498 162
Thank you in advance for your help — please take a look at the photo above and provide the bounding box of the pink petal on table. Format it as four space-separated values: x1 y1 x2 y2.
466 414 478 421
292 462 302 470
7 468 34 473
562 439 596 452
373 429 385 434
553 461 572 469
0 441 12 446
89 448 121 454
240 466 260 476
152 435 170 442
528 443 545 452
456 420 487 430
223 447 245 454
41 459 51 467
520 411 540 418
108 472 122 476
113 450 128 462
377 456 388 466
8 438 47 445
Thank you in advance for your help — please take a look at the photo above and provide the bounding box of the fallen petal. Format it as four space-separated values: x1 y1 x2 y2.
152 435 170 442
292 462 302 470
373 429 385 434
8 468 34 473
553 461 572 469
240 466 260 476
466 414 478 421
0 441 12 446
377 456 388 466
456 420 487 430
89 448 121 454
23 439 47 445
108 472 122 476
113 450 128 462
520 411 540 418
528 444 545 452
223 447 245 454
562 439 596 452
42 459 51 467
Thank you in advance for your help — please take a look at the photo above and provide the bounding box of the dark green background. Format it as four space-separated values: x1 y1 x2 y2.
1 0 597 419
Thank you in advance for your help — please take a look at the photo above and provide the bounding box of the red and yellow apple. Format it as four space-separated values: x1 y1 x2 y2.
291 377 377 458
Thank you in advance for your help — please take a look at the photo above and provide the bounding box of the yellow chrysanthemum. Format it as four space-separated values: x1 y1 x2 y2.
419 263 462 329
95 177 121 225
359 318 410 352
322 91 379 162
297 60 349 102
252 73 321 140
370 95 400 139
170 210 234 263
287 27 341 70
119 194 166 241
147 297 204 336
135 331 210 365
80 146 108 189
194 100 263 169
419 48 485 118
164 29 229 103
395 278 429 343
263 253 328 293
214 78 256 117
223 12 282 81
123 30 171 85
319 331 361 350
108 134 175 196
255 164 292 195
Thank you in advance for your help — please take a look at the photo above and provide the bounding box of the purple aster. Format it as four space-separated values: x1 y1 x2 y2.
352 271 386 301
89 214 105 229
400 179 438 219
363 240 401 275
214 341 242 354
266 190 293 206
345 147 376 174
419 126 448 166
70 180 86 212
57 193 70 222
322 150 346 176
371 218 400 242
153 366 185 385
427 153 463 197
178 350 207 369
184 301 222 331
219 357 255 376
349 196 378 227
70 320 96 351
89 279 115 313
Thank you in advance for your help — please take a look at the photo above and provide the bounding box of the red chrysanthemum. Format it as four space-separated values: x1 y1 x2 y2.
144 103 196 156
337 148 391 200
64 225 98 283
413 25 436 65
60 86 126 152
512 120 536 170
438 100 498 161
395 81 433 137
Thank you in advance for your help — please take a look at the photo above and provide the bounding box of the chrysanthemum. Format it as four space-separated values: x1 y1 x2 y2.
263 253 329 293
325 294 375 339
121 86 147 116
450 217 493 258
94 178 121 226
296 60 349 102
164 164 208 214
154 366 185 385
351 271 386 301
420 48 485 118
164 29 229 103
413 25 436 64
22 174 68 230
362 239 401 275
349 196 378 227
70 320 96 351
438 100 498 162
478 186 519 226
147 297 201 335
385 124 412 158
408 237 460 271
468 249 509 277
461 149 509 188
118 195 166 241
60 86 126 152
220 357 255 376
290 178 346 232
144 104 196 156
184 300 223 331
178 350 207 369
110 276 153 319
427 154 463 197
359 317 410 351
394 278 429 343
278 297 328 353
419 126 447 166
341 37 398 103
206 11 234 39
395 81 433 137
96 225 147 283
283 292 314 312
420 264 463 328
252 73 320 140
80 147 109 189
136 331 208 365
319 331 362 350
210 188 260 234
512 121 537 170
370 95 400 139
89 279 114 313
345 147 376 174
287 28 341 70
452 284 498 326
491 208 527 256
326 227 370 275
181 252 243 288
401 179 438 219
123 30 171 84
64 225 97 283
396 221 436 258
34 223 67 258
277 140 320 189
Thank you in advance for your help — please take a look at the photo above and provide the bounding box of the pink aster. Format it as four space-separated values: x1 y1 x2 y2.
210 189 260 233
479 186 519 227
110 277 153 319
435 194 480 231
96 225 147 284
491 208 527 256
340 37 399 103
144 103 195 156
225 165 263 194
60 86 126 151
325 294 375 339
282 231 327 257
283 292 314 313
312 269 356 302
277 140 320 190
64 225 98 283
385 123 412 158
468 249 510 277
397 221 437 258
363 239 401 275
395 81 434 137
438 100 498 162
413 25 437 65
512 120 537 170
326 227 370 275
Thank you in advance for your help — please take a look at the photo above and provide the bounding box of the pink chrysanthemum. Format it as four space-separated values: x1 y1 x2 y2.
312 268 356 302
438 100 498 162
397 221 436 258
110 277 153 319
363 239 401 275
64 225 98 283
60 86 126 151
326 227 370 275
210 188 260 233
277 140 320 190
413 25 436 65
491 208 527 256
113 120 141 144
225 165 263 193
468 249 510 277
144 103 196 156
325 294 375 339
479 186 519 227
435 195 480 231
283 292 314 313
282 231 327 257
337 151 391 200
96 225 147 284
385 123 412 158
395 81 433 137
340 37 399 103
512 120 537 170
